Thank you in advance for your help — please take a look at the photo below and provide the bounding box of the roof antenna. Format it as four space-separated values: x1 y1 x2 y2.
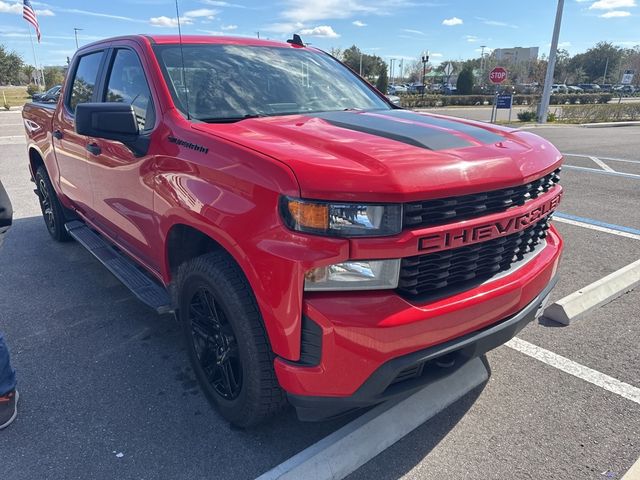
287 34 304 47
175 0 191 120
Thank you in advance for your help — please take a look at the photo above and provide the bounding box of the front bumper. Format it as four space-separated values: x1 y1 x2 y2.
288 274 557 421
274 225 562 420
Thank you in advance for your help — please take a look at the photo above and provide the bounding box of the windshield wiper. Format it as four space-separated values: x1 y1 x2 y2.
198 113 265 123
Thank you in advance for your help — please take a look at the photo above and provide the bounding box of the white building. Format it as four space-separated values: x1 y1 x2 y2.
493 47 539 64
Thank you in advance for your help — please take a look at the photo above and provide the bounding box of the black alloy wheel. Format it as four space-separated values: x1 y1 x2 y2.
188 286 242 400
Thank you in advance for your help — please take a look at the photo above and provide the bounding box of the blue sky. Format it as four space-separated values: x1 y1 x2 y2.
0 0 638 67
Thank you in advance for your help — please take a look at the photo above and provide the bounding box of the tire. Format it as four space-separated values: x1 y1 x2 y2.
176 251 287 427
35 166 71 242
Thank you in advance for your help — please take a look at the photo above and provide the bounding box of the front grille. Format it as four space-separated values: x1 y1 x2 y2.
397 218 551 299
403 169 561 229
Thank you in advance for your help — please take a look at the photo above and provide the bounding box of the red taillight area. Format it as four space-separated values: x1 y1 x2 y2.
274 226 563 397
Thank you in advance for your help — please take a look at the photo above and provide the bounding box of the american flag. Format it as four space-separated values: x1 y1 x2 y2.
23 0 41 43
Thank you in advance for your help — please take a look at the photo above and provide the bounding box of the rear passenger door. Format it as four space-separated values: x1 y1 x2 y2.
53 50 106 216
86 46 160 272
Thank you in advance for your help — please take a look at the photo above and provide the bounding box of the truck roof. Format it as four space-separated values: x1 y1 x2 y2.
80 34 300 51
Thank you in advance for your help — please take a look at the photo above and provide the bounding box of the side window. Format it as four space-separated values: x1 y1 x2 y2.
68 51 103 113
105 49 155 131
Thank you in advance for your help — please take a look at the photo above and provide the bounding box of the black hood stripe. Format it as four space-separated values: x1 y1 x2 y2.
312 110 503 151
387 109 504 145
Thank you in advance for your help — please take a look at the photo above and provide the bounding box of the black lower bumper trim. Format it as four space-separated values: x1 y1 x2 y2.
289 276 558 421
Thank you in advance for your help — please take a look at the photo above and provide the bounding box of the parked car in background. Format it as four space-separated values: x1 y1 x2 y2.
613 85 636 95
567 85 584 93
386 94 401 106
600 84 613 92
408 83 426 94
551 84 568 94
443 84 457 95
388 84 407 94
577 83 601 92
31 85 61 103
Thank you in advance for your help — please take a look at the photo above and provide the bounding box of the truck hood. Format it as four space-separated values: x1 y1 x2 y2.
192 109 563 203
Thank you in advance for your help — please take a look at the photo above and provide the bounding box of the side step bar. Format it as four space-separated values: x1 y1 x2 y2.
65 221 172 314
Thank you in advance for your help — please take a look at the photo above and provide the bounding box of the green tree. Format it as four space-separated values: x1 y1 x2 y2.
0 45 24 85
341 45 386 82
456 66 474 94
43 66 66 89
375 65 388 93
569 42 624 82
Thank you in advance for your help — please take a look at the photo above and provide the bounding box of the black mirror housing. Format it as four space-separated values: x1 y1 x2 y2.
75 103 149 156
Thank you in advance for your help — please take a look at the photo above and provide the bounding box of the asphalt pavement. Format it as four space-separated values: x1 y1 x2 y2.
0 110 639 480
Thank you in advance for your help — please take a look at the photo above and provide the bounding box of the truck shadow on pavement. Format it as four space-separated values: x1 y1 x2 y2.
0 216 485 480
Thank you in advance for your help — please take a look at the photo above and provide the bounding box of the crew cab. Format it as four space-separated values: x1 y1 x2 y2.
22 35 564 426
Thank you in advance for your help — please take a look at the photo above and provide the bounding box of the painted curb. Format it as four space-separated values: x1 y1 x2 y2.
622 455 640 480
544 258 640 325
256 357 489 480
581 121 640 128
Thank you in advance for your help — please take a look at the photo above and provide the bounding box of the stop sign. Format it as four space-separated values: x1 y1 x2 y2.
489 67 508 84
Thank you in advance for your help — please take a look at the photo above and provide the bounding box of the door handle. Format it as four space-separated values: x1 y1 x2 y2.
53 130 63 140
86 143 101 156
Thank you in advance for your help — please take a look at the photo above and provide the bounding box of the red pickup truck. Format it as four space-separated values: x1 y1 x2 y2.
22 34 563 426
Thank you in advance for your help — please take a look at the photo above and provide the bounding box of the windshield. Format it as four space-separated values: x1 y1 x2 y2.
154 44 390 122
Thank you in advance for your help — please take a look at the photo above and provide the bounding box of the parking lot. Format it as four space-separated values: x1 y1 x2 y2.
0 108 639 480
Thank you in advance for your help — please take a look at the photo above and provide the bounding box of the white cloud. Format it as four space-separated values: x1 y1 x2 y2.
262 22 304 34
197 29 225 35
201 0 246 7
476 17 517 28
184 8 219 18
352 20 366 27
60 8 142 22
149 16 194 27
299 25 340 37
590 0 636 9
600 9 632 16
402 28 424 35
0 1 53 15
0 1 21 14
281 0 418 23
442 17 463 26
464 35 478 42
221 24 238 30
430 52 443 57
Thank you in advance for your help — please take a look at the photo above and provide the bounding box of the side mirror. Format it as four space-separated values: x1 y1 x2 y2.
75 102 149 156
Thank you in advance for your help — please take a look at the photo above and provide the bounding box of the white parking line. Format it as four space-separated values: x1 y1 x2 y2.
0 135 25 145
553 216 640 241
589 156 615 172
562 165 640 179
565 153 640 165
506 338 640 405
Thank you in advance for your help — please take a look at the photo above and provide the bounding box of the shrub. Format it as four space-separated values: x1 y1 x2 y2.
397 93 612 109
557 103 640 123
517 110 536 122
26 83 41 97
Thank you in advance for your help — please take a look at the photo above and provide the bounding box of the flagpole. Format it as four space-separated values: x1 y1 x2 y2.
27 24 42 86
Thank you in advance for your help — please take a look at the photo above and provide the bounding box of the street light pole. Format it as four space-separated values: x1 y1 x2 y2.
421 51 429 98
537 0 565 123
73 28 83 49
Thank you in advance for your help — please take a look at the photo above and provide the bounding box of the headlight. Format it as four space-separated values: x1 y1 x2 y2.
304 259 401 291
281 197 402 237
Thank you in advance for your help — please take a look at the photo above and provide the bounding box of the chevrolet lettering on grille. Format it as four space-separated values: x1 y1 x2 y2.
418 190 562 253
